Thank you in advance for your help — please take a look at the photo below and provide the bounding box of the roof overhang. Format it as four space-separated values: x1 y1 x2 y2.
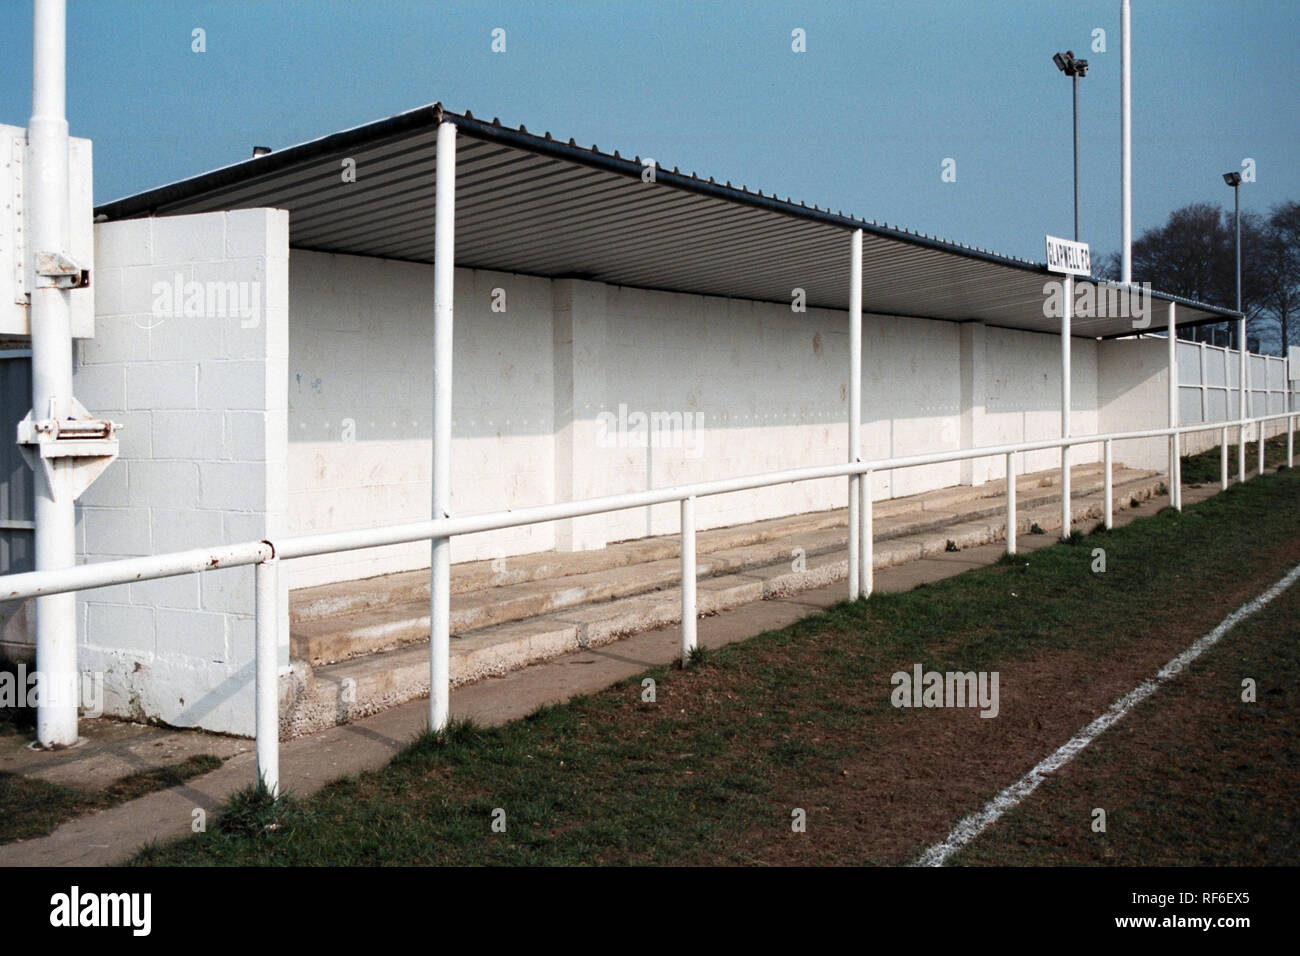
95 103 1241 339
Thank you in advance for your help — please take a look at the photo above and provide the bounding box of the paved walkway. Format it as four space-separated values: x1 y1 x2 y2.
0 476 1230 866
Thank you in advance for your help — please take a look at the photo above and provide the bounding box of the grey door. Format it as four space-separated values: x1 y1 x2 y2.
0 350 33 574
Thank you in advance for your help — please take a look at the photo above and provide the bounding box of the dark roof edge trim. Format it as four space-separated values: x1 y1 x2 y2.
93 104 444 220
93 101 1241 323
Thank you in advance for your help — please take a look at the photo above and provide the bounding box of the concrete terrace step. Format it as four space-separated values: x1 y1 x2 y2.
288 464 1155 666
290 462 1114 626
280 466 1164 736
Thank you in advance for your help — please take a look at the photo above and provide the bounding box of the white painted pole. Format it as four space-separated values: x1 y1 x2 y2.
1061 274 1072 539
1259 421 1266 476
1289 415 1294 469
429 119 456 733
254 557 280 797
1239 317 1248 483
1168 302 1181 510
680 496 696 663
848 228 863 599
1221 426 1229 490
1005 451 1017 555
1120 0 1132 285
860 470 872 598
1103 439 1113 529
29 0 78 748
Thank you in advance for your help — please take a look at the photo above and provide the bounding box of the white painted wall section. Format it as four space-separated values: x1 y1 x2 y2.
73 209 289 736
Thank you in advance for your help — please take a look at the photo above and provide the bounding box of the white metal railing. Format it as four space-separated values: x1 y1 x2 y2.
1 411 1296 796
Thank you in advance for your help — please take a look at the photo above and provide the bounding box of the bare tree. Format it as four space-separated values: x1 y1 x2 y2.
1097 201 1293 351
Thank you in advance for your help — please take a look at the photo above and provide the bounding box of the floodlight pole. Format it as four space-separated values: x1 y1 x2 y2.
1120 0 1132 284
1232 178 1247 484
1072 73 1081 241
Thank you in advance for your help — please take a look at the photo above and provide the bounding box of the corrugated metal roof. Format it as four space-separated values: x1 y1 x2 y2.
95 102 1240 338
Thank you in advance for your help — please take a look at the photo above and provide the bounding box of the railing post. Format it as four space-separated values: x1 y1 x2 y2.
1103 439 1113 529
847 475 860 600
1289 415 1294 469
1239 319 1248 484
1173 431 1182 511
1168 302 1180 512
860 469 872 598
1005 451 1017 555
680 495 697 664
847 228 863 601
255 555 280 798
1259 421 1266 476
1221 425 1229 490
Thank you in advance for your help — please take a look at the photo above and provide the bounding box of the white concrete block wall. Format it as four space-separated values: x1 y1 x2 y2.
984 326 1100 478
287 253 556 588
297 254 1145 588
1098 337 1172 471
75 209 288 736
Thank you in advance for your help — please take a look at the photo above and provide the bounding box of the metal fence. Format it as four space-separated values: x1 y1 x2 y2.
0 411 1296 797
1177 340 1295 427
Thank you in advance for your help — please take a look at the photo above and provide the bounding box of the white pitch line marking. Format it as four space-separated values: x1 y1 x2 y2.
913 560 1300 867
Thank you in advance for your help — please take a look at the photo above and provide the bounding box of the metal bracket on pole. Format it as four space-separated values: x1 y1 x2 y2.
17 396 119 501
34 251 89 289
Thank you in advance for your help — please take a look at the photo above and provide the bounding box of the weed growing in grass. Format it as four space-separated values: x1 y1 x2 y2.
945 539 959 552
686 645 711 668
1029 522 1045 535
215 781 289 839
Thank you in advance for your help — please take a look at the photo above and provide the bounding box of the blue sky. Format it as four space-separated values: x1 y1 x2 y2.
1 0 1295 263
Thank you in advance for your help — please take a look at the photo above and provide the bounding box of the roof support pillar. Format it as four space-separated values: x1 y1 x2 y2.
847 229 863 600
430 119 455 732
1168 302 1181 510
1060 274 1072 540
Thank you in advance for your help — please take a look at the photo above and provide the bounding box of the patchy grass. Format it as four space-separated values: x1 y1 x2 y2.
129 470 1300 866
949 578 1300 866
0 754 223 845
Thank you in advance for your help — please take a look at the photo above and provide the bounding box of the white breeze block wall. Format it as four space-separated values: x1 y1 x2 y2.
75 209 288 736
1097 337 1168 472
287 255 1145 590
984 326 1100 478
287 252 555 589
